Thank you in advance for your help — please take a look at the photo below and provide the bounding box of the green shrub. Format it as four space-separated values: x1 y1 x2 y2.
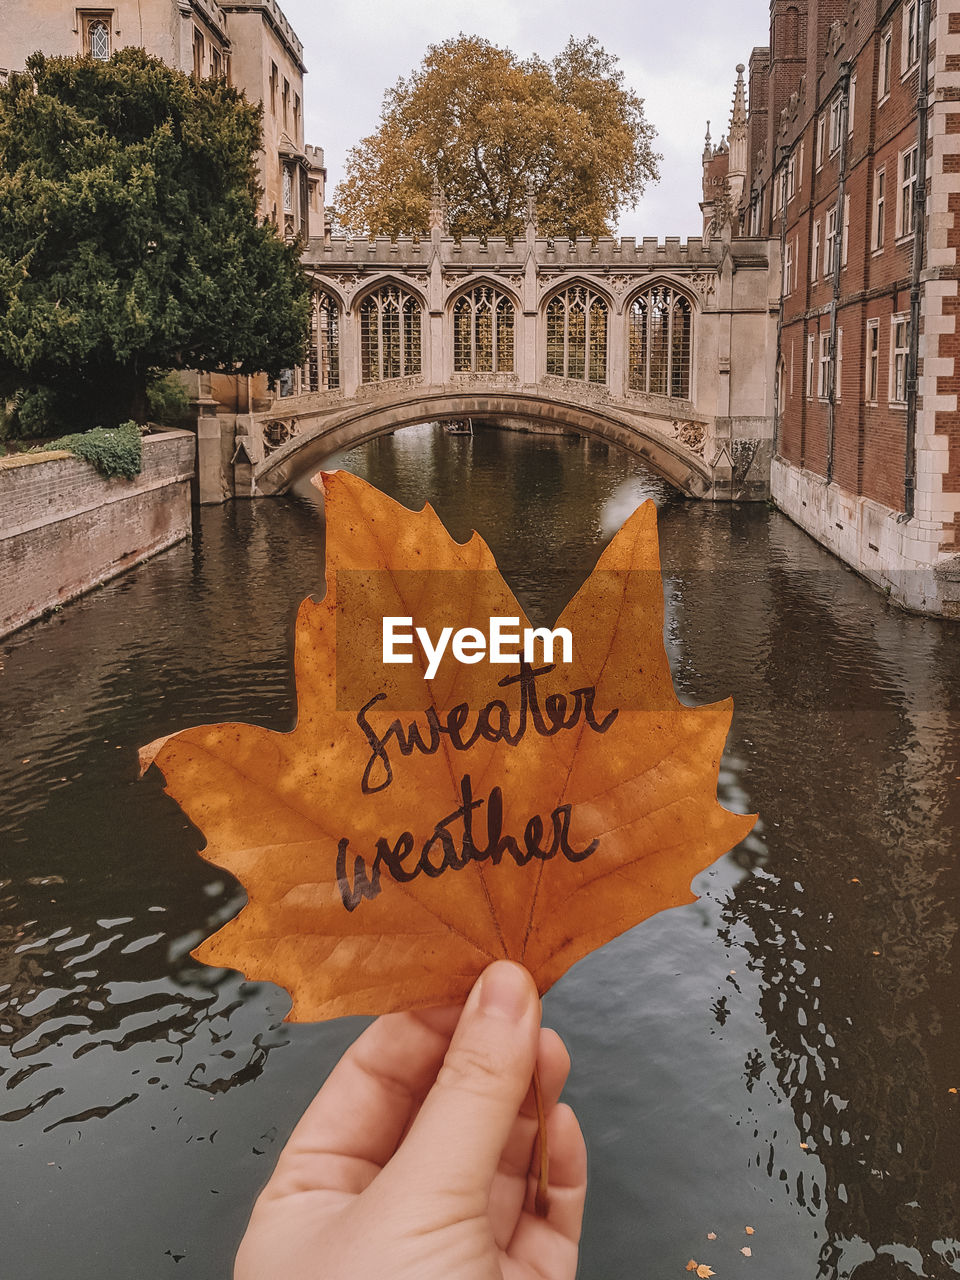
48 421 143 479
147 372 192 427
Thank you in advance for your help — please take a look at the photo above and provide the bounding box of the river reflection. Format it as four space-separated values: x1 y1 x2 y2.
1 422 958 1278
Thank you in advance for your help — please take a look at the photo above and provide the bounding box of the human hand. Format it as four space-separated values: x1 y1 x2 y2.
234 960 587 1279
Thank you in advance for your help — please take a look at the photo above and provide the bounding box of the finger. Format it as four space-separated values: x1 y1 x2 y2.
386 961 540 1209
507 1103 588 1277
266 1004 462 1199
488 1028 571 1250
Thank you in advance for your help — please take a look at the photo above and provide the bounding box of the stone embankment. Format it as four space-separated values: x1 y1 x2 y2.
0 430 195 638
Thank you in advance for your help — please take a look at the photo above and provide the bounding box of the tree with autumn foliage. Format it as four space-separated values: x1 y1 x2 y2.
0 48 309 435
333 34 660 241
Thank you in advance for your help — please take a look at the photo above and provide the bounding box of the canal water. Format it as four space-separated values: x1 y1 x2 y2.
2 423 959 1279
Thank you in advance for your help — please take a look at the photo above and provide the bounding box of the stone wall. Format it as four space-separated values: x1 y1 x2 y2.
771 455 960 617
0 431 195 638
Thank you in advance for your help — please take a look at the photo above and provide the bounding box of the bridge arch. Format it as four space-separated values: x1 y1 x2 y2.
254 390 714 499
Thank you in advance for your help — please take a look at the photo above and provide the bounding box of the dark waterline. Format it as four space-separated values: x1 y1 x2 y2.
2 423 959 1279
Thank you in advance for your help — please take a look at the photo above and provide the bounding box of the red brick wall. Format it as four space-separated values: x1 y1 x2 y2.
759 0 926 514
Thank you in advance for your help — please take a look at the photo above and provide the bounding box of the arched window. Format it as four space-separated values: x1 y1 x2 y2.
784 6 800 57
545 286 607 384
453 287 515 373
628 285 693 400
360 285 422 382
87 19 110 61
307 289 340 391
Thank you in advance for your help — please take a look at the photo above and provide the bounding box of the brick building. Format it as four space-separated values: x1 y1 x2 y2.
705 0 960 616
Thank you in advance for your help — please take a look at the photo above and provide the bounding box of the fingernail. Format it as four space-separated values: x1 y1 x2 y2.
477 961 532 1022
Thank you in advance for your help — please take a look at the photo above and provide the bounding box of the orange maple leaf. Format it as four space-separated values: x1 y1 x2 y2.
141 471 755 1020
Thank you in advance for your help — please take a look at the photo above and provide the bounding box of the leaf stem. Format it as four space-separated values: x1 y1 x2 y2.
532 1065 550 1218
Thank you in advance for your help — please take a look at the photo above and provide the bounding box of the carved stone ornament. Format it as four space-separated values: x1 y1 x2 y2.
262 417 304 456
671 419 706 456
324 273 361 294
686 272 718 302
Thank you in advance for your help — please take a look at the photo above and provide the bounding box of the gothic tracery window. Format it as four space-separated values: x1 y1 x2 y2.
453 287 515 373
360 285 422 382
307 289 340 391
628 285 693 400
83 14 111 61
545 286 607 384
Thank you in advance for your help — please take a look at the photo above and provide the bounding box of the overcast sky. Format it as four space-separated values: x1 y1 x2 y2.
279 0 770 239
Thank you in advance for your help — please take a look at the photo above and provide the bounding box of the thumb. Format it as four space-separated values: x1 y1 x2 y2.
388 961 540 1203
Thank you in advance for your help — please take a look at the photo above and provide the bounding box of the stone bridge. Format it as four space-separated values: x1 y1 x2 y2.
211 213 779 502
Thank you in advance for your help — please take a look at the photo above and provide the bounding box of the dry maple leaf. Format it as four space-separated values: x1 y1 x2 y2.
141 471 755 1020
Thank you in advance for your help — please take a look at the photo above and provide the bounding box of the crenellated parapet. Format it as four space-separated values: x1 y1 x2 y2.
302 232 769 272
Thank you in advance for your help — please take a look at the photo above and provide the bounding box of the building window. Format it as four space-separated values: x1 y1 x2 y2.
873 168 885 250
828 96 843 154
842 193 850 267
836 328 843 399
811 220 821 281
211 47 222 78
192 27 204 79
82 13 112 60
818 332 831 399
277 367 295 398
294 93 300 139
891 315 909 404
904 1 921 72
270 62 278 115
879 27 892 101
750 196 761 236
787 153 796 201
848 73 856 135
866 319 880 401
806 333 815 398
360 285 422 382
627 285 692 399
453 286 515 373
282 78 290 128
825 205 839 276
816 114 826 169
282 165 293 214
784 239 794 296
308 290 340 391
546 285 608 384
898 145 919 238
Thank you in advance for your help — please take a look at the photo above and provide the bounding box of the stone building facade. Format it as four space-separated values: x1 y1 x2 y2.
707 0 960 616
1 0 326 435
0 0 325 237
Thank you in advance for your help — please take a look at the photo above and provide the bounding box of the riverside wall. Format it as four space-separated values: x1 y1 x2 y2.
0 430 195 638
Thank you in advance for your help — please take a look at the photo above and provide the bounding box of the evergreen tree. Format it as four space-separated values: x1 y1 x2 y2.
0 48 310 433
